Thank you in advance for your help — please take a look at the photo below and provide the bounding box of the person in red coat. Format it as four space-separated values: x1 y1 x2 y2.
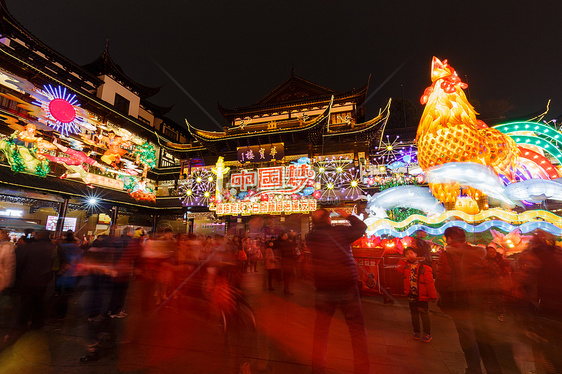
397 247 437 342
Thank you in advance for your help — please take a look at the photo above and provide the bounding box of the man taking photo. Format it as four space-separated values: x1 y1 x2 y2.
305 208 369 374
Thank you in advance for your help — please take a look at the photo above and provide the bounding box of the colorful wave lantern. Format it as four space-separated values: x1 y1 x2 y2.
367 220 562 238
365 208 562 237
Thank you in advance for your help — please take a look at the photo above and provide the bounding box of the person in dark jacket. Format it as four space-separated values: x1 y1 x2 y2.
436 226 503 374
512 230 562 373
15 229 56 329
54 230 83 319
275 232 298 295
305 208 369 374
107 227 138 318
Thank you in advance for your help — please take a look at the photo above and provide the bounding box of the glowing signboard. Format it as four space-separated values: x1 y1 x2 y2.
237 143 284 163
229 163 315 196
84 173 125 190
0 209 23 218
46 215 77 232
216 198 317 216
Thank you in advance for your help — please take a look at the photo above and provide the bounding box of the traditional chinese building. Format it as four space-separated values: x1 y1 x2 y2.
0 1 197 237
168 71 392 236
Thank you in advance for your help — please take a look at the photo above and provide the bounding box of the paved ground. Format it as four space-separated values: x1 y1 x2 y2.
0 266 536 374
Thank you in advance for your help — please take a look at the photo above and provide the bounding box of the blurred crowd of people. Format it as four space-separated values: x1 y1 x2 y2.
0 219 561 373
0 226 308 362
396 227 562 374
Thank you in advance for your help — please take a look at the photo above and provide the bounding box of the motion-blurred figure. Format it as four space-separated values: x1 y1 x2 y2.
107 227 143 318
54 230 83 320
264 240 277 291
0 229 16 344
276 232 298 296
15 230 55 330
436 227 503 374
306 208 369 374
512 230 562 373
140 229 175 307
483 243 510 322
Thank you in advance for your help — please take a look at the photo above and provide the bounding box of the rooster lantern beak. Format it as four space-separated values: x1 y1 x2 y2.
431 57 454 82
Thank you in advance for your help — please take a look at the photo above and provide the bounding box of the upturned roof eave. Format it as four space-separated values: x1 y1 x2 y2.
82 51 161 99
189 96 334 143
218 77 369 121
324 98 391 136
140 98 173 116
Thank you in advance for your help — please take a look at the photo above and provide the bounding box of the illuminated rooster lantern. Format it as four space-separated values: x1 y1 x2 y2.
417 57 520 205
418 57 519 174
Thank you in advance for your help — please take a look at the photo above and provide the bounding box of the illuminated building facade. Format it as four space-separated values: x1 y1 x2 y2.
0 1 198 236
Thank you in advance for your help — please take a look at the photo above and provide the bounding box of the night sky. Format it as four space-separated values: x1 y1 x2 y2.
5 0 562 131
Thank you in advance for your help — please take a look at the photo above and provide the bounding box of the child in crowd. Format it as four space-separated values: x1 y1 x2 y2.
397 247 437 342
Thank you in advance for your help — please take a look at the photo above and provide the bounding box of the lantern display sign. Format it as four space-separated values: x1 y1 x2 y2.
0 71 159 201
215 162 316 215
180 155 381 212
216 199 317 215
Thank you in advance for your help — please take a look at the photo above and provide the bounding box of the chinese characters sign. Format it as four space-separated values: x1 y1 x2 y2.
229 164 314 195
231 170 257 191
237 143 285 163
216 199 317 216
259 167 283 189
